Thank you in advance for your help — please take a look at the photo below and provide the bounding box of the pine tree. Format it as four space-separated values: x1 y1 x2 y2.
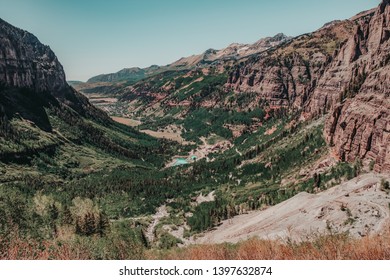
49 204 59 221
61 206 73 225
75 217 83 235
84 213 97 236
97 212 110 237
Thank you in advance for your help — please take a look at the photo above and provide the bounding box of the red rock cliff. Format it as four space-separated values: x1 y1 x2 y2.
324 0 390 172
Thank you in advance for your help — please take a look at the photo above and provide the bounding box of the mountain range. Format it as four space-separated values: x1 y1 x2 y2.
74 2 389 173
0 0 389 260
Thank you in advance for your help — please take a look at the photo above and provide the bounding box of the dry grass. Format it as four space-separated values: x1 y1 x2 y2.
0 235 87 260
150 230 390 260
141 128 188 144
1 230 390 260
0 229 145 260
111 116 141 127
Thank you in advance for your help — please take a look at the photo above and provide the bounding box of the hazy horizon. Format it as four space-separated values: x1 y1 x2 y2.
0 0 381 81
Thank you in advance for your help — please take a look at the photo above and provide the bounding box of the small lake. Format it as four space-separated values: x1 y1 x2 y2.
173 158 189 166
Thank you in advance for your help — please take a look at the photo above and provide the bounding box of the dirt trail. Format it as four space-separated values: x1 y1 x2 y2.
145 205 168 243
197 173 390 244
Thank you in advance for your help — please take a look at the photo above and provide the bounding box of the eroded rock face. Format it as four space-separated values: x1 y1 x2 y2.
226 16 356 113
0 18 110 122
324 1 390 172
226 1 389 172
227 51 327 110
325 95 390 172
0 18 67 93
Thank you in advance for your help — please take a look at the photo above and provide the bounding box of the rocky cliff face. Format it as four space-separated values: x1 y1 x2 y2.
324 0 390 173
225 1 390 172
0 18 110 127
0 18 67 94
227 20 355 111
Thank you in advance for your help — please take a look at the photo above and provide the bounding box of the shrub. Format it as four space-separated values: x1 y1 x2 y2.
380 179 390 190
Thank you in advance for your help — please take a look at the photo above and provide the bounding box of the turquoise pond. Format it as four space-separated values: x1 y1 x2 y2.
173 158 189 166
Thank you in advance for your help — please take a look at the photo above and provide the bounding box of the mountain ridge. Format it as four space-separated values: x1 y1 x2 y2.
75 1 389 174
1 1 389 259
81 33 291 86
0 17 167 167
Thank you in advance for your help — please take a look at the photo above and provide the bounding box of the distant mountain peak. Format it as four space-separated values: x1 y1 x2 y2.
85 33 291 84
167 33 291 69
270 33 289 40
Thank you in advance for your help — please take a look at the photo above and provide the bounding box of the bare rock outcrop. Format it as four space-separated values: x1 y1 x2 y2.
0 18 67 93
324 1 390 173
227 17 355 112
0 17 110 123
226 1 389 172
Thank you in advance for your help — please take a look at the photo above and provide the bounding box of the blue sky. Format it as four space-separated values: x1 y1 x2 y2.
0 0 380 81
